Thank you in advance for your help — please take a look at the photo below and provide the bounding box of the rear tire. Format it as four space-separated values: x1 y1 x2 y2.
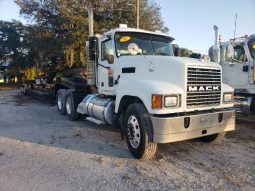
20 85 27 95
125 103 157 160
65 92 81 121
20 86 24 94
57 90 66 115
198 132 226 143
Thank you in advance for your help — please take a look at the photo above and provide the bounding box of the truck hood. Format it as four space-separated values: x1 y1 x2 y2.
117 55 221 91
117 55 221 83
146 56 220 68
116 55 226 114
118 55 220 70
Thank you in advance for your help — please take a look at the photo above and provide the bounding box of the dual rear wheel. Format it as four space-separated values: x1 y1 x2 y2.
56 90 81 121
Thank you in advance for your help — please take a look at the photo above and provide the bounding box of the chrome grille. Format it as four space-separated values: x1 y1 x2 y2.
187 67 221 108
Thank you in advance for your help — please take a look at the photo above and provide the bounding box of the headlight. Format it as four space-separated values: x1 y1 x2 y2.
152 94 180 109
164 95 178 107
223 92 233 103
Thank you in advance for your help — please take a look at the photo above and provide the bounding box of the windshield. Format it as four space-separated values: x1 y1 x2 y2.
114 32 174 57
248 39 255 59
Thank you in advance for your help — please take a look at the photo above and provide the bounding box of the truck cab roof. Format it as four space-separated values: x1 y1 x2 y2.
220 34 255 45
103 27 174 41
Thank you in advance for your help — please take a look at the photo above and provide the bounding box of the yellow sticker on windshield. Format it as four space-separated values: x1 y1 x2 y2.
120 36 131 43
253 44 255 49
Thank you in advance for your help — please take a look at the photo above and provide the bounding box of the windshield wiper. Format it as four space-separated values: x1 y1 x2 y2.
155 53 169 56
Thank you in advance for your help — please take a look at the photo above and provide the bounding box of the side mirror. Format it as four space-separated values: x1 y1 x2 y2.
226 44 234 61
106 54 114 64
172 44 180 57
174 47 181 57
89 36 98 61
243 65 249 72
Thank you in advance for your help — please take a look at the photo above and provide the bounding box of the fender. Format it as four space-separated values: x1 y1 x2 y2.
115 79 184 114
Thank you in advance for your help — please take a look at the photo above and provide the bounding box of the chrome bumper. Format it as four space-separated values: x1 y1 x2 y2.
151 110 235 143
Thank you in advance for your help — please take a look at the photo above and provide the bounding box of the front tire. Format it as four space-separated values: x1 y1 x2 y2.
125 103 157 160
198 132 226 143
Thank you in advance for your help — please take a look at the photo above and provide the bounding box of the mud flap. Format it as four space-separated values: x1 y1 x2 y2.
119 112 125 140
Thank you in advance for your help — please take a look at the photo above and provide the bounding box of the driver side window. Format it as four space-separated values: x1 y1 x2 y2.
233 45 247 62
101 40 114 64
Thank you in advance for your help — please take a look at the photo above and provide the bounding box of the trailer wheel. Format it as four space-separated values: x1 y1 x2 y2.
20 85 27 95
57 90 66 115
65 93 81 121
198 132 226 143
20 86 25 94
125 103 157 160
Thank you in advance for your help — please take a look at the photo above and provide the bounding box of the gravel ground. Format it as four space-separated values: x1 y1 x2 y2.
0 89 254 191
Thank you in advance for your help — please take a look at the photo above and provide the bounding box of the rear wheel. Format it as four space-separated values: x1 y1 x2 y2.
20 85 27 95
57 90 66 115
125 103 157 160
65 93 81 121
198 132 226 143
20 86 24 94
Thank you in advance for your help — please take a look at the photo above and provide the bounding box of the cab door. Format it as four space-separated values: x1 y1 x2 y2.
97 39 116 95
220 44 249 88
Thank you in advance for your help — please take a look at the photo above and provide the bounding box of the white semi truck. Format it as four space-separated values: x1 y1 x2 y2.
55 8 236 160
210 26 255 114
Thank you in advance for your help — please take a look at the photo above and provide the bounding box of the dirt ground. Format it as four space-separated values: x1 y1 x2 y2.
0 89 254 191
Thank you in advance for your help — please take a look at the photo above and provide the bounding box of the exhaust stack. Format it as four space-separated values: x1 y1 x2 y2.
214 25 219 49
86 5 96 86
213 25 220 63
87 5 94 37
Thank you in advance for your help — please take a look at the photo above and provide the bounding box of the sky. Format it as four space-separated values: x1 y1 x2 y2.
0 0 254 54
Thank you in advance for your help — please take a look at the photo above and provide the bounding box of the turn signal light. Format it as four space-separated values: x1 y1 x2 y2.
152 95 162 109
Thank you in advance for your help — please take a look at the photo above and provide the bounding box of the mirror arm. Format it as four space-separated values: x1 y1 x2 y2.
98 63 110 69
106 34 112 39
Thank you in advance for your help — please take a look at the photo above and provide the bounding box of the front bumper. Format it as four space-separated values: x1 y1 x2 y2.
151 110 235 143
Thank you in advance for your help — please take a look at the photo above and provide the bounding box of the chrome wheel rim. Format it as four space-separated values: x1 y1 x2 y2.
127 115 141 149
57 95 62 110
66 98 71 115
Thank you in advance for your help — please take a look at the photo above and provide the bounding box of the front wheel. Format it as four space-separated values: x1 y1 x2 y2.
125 103 157 160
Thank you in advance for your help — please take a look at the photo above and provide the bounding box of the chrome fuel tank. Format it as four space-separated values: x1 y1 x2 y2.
77 94 116 125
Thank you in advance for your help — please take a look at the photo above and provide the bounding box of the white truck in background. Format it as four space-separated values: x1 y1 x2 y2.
53 7 236 160
209 26 255 114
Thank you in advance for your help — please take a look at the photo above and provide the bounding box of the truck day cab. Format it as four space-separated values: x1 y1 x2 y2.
210 26 255 114
56 10 235 160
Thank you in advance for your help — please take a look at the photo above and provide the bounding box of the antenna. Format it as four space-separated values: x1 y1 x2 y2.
234 14 237 39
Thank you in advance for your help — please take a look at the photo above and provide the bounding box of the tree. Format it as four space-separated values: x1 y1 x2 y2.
15 0 168 69
0 20 28 81
0 20 23 63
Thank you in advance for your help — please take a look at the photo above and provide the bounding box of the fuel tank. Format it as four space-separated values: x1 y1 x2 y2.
77 94 117 125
